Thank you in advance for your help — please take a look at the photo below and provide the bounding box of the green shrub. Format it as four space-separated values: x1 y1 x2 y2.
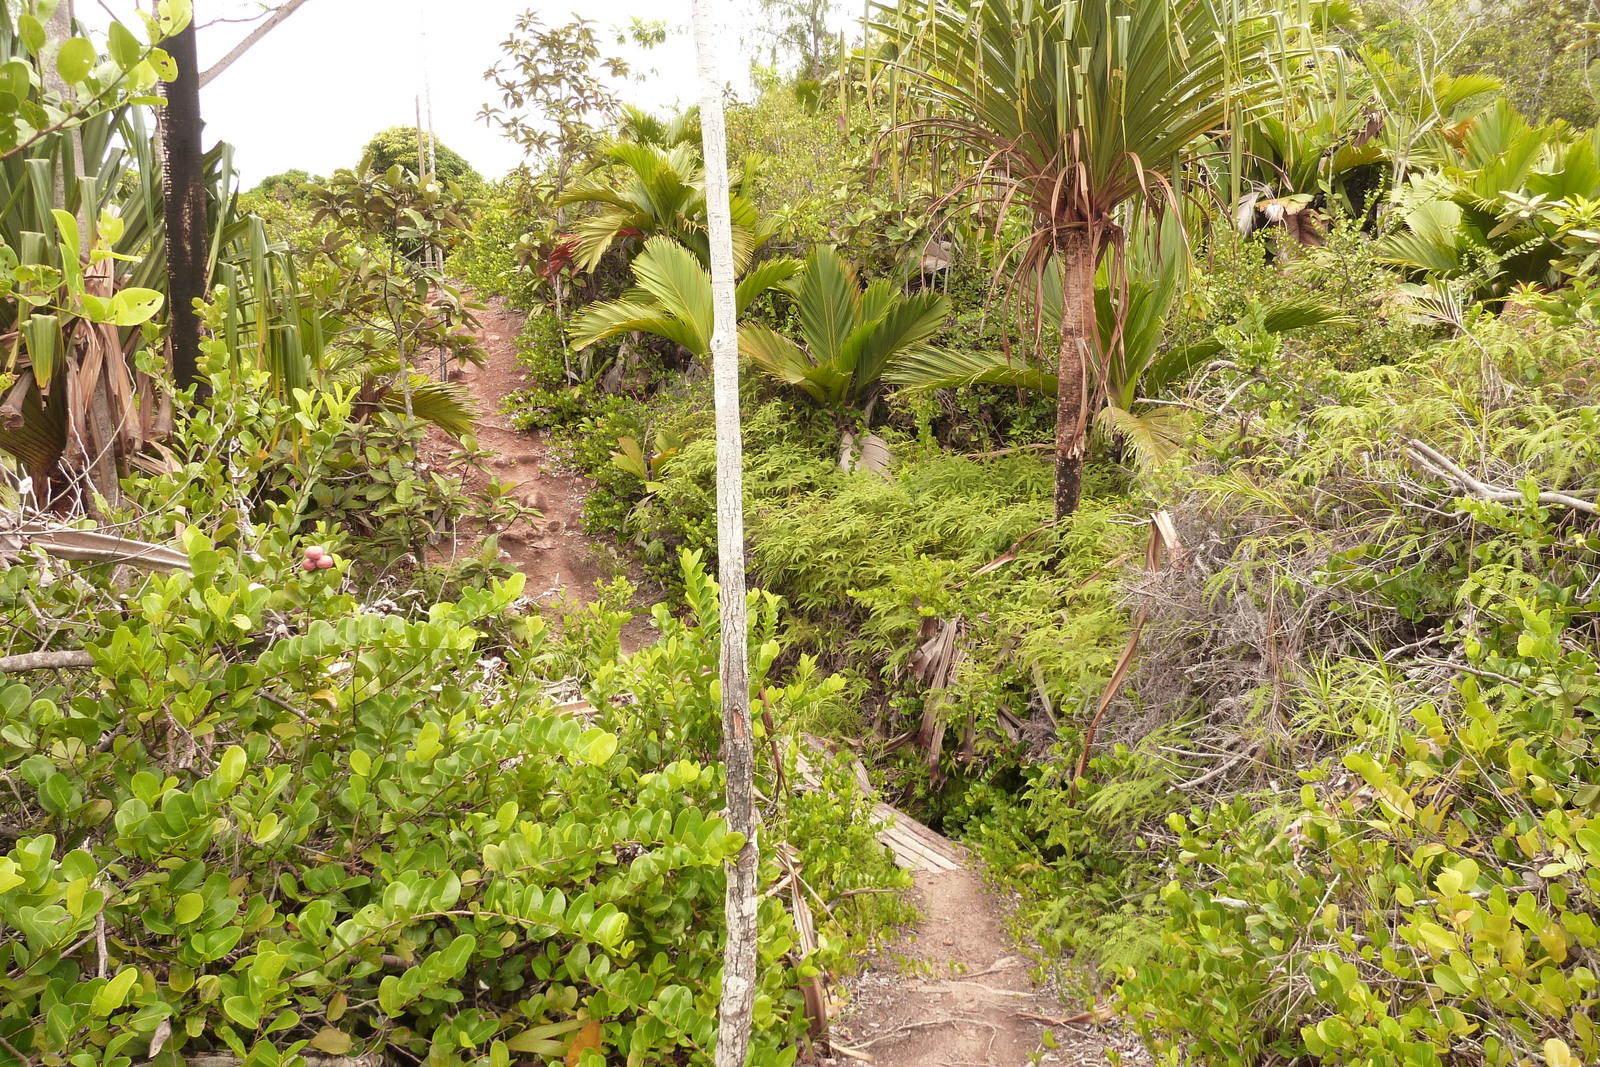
131 343 512 572
0 526 903 1067
1097 308 1600 1062
448 173 546 309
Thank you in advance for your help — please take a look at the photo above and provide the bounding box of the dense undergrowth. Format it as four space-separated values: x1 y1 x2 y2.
483 217 1600 1065
7 1 1600 1065
0 347 906 1067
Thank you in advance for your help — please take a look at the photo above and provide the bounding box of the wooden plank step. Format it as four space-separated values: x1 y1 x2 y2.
794 737 965 873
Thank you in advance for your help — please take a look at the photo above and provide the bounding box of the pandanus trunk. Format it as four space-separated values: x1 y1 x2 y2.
160 17 207 393
1053 227 1096 519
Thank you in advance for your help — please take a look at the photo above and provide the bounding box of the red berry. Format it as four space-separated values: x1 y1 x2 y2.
317 557 335 569
301 559 318 572
305 546 326 559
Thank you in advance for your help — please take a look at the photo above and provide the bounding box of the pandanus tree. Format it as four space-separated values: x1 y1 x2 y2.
889 217 1349 467
879 0 1303 517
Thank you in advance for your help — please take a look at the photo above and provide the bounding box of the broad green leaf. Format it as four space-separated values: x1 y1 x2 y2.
174 892 204 925
56 38 96 84
108 287 164 326
1546 1039 1580 1067
1415 922 1456 953
0 859 22 894
579 730 618 766
107 22 142 70
309 1029 352 1055
377 975 405 1016
222 994 261 1028
216 746 245 793
17 15 45 55
92 968 138 1016
505 1019 586 1052
253 812 281 845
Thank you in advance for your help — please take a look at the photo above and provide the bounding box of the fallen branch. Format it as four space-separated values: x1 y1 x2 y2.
1404 439 1599 515
1073 511 1183 787
0 650 95 673
1173 749 1254 792
1013 1005 1114 1027
826 1042 875 1063
1 523 191 572
964 442 1054 460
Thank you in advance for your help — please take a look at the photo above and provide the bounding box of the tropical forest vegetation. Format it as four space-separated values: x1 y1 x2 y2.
2 0 1600 1064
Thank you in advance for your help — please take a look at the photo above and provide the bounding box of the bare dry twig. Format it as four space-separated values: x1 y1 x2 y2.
1404 439 1599 515
0 650 95 672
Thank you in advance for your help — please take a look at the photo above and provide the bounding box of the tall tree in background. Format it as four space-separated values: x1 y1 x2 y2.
882 0 1300 519
755 0 834 81
688 0 757 1064
481 15 627 200
160 0 315 393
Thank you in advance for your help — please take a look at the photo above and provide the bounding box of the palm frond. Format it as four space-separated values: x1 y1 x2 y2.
1097 402 1188 470
796 246 861 367
887 346 1057 395
629 237 714 347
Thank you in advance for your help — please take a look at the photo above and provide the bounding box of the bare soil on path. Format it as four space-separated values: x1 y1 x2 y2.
829 864 1149 1067
423 296 655 650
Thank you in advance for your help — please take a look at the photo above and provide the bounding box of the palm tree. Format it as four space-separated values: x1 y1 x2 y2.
879 0 1301 517
889 219 1350 467
568 236 801 357
741 245 947 418
555 142 773 274
1376 100 1599 302
613 104 702 149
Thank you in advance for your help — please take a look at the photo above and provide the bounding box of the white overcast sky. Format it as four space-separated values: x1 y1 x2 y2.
85 0 769 186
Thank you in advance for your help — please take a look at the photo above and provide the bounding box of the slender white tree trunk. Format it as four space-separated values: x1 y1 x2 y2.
44 0 81 232
691 3 757 1066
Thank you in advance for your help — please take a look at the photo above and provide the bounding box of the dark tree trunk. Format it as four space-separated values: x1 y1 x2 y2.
1053 227 1096 519
161 18 207 395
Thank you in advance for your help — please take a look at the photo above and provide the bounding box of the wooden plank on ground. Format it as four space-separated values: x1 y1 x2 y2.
796 737 965 873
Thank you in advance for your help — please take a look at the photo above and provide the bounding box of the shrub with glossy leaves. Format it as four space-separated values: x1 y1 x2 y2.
0 512 899 1067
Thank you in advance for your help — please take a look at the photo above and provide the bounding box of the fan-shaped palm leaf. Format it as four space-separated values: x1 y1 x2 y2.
745 246 950 411
555 142 771 273
568 236 801 358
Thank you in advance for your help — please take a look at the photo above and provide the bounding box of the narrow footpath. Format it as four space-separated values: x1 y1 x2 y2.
426 296 654 650
831 853 1146 1066
445 298 1144 1067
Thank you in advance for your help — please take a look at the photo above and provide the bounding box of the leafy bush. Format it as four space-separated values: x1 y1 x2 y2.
132 340 509 572
448 173 549 309
1091 307 1600 1063
0 524 903 1067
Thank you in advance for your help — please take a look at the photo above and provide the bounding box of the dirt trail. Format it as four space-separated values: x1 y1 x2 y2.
436 298 1141 1066
829 864 1148 1067
426 297 653 648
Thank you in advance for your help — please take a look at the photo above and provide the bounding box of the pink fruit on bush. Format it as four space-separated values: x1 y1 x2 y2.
301 559 318 572
305 546 327 560
316 557 335 570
